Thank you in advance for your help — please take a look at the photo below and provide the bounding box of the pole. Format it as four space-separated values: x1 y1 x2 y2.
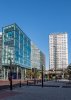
42 65 44 87
49 64 50 80
54 46 57 81
34 68 36 85
19 67 21 87
9 58 12 90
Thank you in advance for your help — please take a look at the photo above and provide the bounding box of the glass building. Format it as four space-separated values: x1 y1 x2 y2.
0 34 2 67
31 41 40 70
2 23 31 79
0 34 3 79
40 51 45 70
31 41 45 70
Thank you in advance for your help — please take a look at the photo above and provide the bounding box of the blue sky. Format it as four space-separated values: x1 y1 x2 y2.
0 0 71 69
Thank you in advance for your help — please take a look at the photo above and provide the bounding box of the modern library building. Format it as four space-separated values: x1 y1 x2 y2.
0 23 45 79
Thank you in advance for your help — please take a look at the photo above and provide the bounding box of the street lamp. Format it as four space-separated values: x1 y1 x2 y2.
41 65 44 87
32 68 36 85
53 46 57 81
19 67 21 87
49 64 50 80
8 58 12 90
34 68 36 85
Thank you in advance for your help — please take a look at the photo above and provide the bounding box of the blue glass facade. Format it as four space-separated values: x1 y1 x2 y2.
2 23 31 68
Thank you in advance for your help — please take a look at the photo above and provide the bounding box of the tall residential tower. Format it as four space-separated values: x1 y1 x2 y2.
49 32 68 70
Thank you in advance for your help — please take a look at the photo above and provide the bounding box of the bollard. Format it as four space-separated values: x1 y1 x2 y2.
34 79 36 85
8 76 12 90
36 80 38 84
19 80 21 87
27 80 28 86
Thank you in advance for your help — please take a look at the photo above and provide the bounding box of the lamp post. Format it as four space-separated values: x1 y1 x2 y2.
19 67 21 87
53 46 57 81
8 58 12 90
32 68 36 85
41 65 44 87
49 64 50 80
62 61 64 79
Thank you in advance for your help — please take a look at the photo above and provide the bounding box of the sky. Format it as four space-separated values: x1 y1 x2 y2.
0 0 71 69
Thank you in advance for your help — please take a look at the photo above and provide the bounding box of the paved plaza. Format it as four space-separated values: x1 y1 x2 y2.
0 81 71 100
